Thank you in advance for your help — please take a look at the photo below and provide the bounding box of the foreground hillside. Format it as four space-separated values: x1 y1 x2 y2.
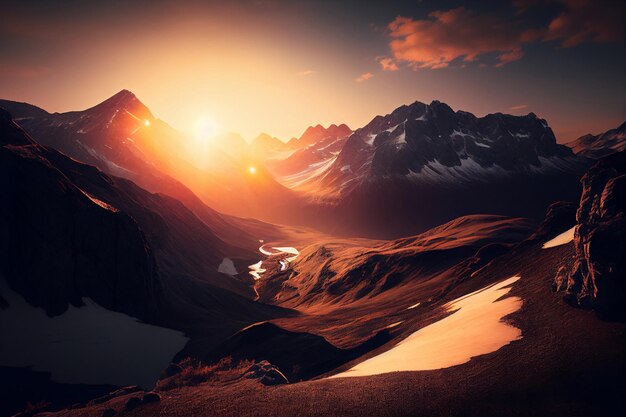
38 210 625 416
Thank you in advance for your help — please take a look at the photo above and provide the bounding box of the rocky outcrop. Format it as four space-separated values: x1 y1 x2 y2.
557 151 626 320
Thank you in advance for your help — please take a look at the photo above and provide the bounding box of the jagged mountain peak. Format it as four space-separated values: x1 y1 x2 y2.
298 123 352 147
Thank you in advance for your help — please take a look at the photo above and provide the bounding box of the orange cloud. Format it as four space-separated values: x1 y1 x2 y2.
296 69 316 76
377 56 399 71
387 8 524 69
355 72 374 82
510 104 529 111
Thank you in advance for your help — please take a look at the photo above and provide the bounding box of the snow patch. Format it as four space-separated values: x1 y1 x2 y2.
218 258 238 275
363 133 377 146
331 276 522 378
0 279 188 388
542 226 576 249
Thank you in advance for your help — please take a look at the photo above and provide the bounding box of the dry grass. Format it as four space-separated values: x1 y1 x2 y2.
156 357 254 392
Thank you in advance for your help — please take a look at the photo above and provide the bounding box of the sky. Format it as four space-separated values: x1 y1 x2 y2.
0 0 624 142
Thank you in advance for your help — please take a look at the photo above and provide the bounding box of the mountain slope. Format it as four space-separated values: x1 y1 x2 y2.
0 92 297 227
268 124 352 188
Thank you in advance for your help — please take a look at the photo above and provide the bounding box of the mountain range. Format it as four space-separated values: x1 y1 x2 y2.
282 100 591 237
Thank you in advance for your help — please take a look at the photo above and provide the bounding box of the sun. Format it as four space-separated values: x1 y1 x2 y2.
143 119 151 127
248 166 257 174
193 117 216 143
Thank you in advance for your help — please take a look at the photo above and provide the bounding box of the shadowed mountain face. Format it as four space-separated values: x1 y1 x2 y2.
566 122 626 159
0 108 161 319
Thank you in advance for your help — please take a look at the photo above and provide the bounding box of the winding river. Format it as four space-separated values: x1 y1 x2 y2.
248 242 299 301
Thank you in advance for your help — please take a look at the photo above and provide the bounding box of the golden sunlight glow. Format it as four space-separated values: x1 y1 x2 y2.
193 116 217 143
248 166 257 174
144 119 151 127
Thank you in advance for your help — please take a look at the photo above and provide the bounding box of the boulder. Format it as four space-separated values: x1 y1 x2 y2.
142 392 161 403
244 360 289 386
125 396 142 411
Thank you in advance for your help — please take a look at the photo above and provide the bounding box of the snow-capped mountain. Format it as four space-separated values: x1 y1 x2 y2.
315 100 582 197
268 124 352 188
566 121 626 159
1 90 154 177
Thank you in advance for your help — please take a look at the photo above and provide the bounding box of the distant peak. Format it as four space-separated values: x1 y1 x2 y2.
87 89 151 116
103 89 139 105
117 88 134 96
108 89 136 102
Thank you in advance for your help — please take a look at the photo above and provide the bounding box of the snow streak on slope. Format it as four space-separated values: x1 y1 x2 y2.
331 276 522 378
542 226 576 249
